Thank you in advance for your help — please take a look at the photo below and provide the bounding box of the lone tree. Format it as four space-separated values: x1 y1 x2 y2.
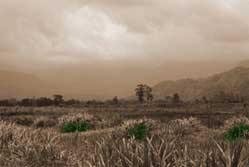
145 86 153 102
135 84 145 103
135 84 154 103
147 93 154 102
202 96 208 104
112 96 119 105
172 93 180 104
53 94 64 106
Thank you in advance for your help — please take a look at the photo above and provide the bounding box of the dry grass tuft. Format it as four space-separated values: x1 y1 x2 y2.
58 113 95 125
0 121 71 167
224 116 249 130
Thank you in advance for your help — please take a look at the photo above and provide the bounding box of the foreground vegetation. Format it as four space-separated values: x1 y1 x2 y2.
0 105 249 167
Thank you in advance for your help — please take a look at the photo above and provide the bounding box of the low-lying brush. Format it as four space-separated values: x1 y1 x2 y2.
224 123 249 143
2 106 249 167
61 121 92 133
127 122 150 140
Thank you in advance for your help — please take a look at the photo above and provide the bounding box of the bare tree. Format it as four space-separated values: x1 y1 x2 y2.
145 86 153 102
135 84 154 103
135 84 145 103
112 96 119 105
172 93 180 104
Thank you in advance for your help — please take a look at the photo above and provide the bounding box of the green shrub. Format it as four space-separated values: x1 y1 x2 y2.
224 123 249 143
61 121 92 133
127 123 150 140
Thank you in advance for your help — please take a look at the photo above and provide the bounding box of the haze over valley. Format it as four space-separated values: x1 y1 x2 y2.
0 60 241 99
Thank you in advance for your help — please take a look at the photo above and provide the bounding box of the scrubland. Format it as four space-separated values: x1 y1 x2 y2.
0 104 249 167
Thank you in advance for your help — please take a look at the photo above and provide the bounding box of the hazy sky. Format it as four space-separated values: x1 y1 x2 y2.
1 0 249 68
2 0 249 98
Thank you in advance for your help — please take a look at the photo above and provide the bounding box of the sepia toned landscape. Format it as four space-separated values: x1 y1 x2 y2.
2 0 249 167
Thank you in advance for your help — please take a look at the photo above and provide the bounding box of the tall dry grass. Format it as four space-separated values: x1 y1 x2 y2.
1 107 249 167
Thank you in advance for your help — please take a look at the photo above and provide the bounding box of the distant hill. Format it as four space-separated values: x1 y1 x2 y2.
153 67 249 100
238 60 249 68
0 70 114 100
0 71 52 99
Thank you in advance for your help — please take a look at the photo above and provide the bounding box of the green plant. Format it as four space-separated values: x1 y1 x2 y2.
224 123 249 143
61 121 92 133
127 123 150 140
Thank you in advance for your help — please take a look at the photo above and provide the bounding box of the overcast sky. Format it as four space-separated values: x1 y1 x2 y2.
1 0 249 67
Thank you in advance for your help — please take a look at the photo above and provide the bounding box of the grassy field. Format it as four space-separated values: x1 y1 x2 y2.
1 104 249 167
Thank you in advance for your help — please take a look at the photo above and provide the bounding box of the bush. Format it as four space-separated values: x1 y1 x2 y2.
61 121 92 133
224 123 249 143
127 122 150 140
33 117 57 128
15 116 34 126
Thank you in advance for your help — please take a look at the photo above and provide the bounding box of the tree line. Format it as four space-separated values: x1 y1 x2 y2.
0 84 246 107
0 95 122 107
0 95 78 107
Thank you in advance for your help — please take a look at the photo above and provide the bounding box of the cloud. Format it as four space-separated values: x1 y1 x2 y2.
1 0 249 66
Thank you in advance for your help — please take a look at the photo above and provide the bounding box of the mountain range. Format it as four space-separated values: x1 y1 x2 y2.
153 67 249 100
